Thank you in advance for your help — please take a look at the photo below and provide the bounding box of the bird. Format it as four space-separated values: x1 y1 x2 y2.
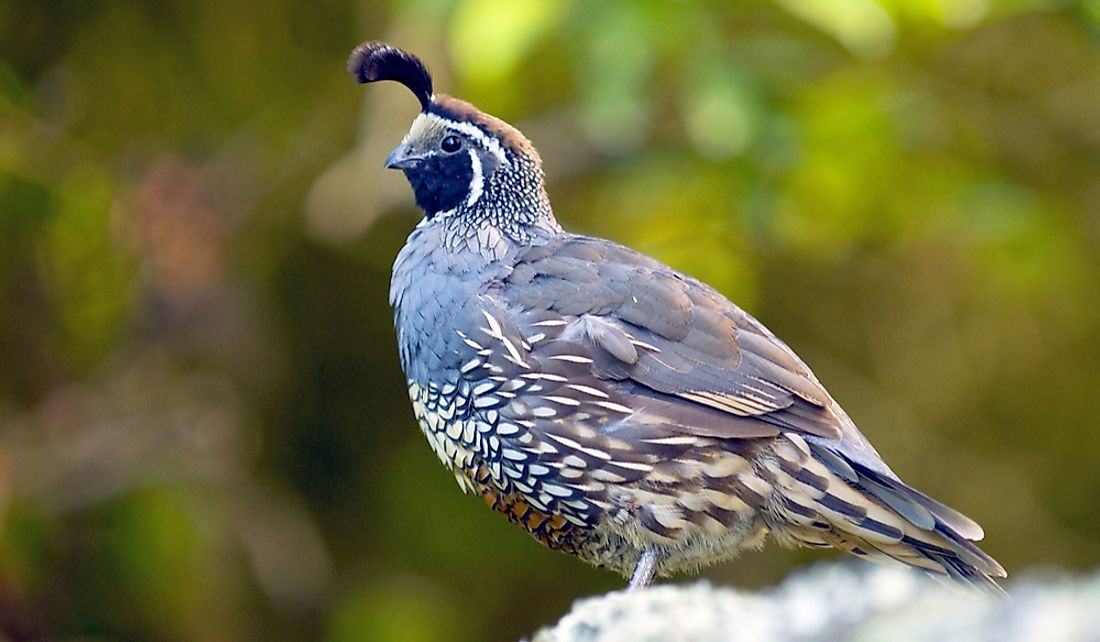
347 41 1006 594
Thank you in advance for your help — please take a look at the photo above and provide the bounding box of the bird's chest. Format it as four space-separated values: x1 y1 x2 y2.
390 226 498 380
390 224 616 552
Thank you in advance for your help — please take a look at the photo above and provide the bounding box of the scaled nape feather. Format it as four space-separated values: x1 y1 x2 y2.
348 41 1007 596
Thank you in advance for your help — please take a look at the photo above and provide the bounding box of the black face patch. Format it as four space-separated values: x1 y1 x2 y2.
403 151 473 216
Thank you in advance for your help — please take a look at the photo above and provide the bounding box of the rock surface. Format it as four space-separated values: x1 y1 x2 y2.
532 564 1100 642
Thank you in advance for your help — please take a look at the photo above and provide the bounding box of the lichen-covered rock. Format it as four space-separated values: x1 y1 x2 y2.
532 564 1100 642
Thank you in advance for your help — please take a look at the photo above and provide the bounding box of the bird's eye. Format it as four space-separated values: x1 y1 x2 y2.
441 135 463 153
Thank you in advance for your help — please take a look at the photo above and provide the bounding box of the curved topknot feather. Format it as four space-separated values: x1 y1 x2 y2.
348 41 433 110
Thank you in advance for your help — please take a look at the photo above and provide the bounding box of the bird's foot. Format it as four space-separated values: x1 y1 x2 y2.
628 548 660 591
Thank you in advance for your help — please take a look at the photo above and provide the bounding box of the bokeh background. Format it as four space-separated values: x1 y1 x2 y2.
2 0 1100 640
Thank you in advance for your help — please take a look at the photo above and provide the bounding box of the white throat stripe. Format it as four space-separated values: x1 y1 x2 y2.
465 148 484 208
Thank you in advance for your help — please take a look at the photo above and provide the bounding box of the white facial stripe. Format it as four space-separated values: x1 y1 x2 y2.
465 148 483 208
420 113 508 166
449 120 508 165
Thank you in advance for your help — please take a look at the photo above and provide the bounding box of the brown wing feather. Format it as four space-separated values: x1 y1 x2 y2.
505 235 844 440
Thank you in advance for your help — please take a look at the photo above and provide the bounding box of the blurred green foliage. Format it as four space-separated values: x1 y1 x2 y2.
1 1 1099 640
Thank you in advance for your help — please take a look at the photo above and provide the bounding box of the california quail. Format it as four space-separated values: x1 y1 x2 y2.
349 41 1006 593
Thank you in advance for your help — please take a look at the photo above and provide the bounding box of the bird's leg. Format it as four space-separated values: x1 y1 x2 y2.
628 548 660 591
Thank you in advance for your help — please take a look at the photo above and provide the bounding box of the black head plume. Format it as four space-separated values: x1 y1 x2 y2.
348 41 433 111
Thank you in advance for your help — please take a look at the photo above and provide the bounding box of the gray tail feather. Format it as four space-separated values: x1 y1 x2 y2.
810 443 1007 596
893 524 1008 597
